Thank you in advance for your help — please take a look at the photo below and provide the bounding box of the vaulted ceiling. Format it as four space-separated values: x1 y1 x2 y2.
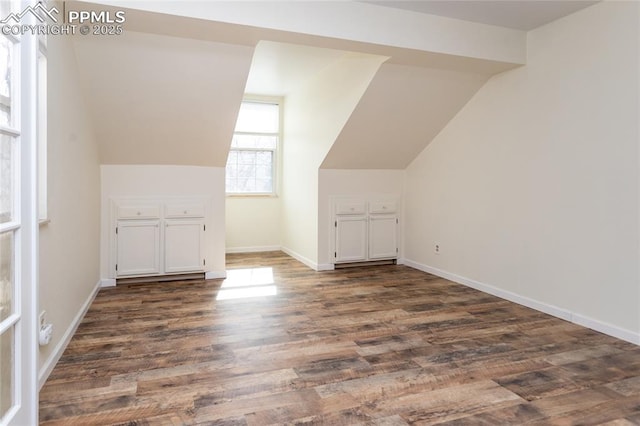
73 32 253 167
71 0 597 169
321 63 488 169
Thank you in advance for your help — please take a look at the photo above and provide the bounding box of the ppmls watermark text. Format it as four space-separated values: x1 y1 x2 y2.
1 3 125 36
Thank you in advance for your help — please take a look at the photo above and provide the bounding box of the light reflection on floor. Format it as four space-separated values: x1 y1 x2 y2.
216 267 277 300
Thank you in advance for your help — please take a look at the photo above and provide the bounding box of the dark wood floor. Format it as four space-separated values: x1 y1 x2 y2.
40 251 640 425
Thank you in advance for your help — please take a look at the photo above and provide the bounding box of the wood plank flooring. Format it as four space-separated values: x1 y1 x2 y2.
39 251 640 425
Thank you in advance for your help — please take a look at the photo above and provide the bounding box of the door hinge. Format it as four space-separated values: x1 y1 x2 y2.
115 264 118 271
203 259 206 266
115 227 118 234
396 247 399 253
396 218 398 224
334 251 337 258
334 221 337 227
203 224 206 231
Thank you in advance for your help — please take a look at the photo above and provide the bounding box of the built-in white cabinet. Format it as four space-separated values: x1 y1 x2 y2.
333 198 398 264
116 220 161 276
368 215 398 260
164 220 204 274
335 215 368 262
112 199 206 278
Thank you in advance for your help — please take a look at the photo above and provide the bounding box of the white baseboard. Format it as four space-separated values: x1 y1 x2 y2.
403 259 640 346
281 247 319 271
100 278 116 288
571 313 640 345
317 263 335 271
205 270 227 279
38 279 102 390
226 245 281 254
225 245 333 271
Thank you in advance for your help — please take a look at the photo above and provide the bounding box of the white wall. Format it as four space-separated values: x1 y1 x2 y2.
318 169 405 268
100 165 226 280
226 197 281 252
404 1 640 342
281 53 387 268
39 31 101 383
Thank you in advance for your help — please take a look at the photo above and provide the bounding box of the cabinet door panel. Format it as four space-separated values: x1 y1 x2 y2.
335 216 367 263
165 220 204 273
369 215 397 260
116 220 161 276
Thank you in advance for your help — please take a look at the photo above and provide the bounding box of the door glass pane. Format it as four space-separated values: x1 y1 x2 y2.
0 327 13 418
0 135 12 224
0 232 12 322
0 2 14 21
0 37 11 127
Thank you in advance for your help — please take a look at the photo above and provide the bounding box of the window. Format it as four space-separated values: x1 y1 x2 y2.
225 101 280 195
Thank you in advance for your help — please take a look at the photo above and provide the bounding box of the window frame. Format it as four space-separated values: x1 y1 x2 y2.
0 29 21 426
225 97 282 197
36 35 46 223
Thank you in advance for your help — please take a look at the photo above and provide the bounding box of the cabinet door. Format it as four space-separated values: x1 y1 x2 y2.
335 216 367 263
369 215 397 260
116 220 161 277
165 219 204 274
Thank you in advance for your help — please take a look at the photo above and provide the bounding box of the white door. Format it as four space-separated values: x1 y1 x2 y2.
164 220 204 274
335 216 367 263
116 220 161 277
369 215 398 260
1 4 38 423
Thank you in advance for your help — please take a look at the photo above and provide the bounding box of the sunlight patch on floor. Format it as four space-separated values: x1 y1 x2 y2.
216 267 277 300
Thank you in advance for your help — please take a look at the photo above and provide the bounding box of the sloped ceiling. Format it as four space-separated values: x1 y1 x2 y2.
244 41 348 96
73 31 253 167
70 0 531 168
321 63 488 169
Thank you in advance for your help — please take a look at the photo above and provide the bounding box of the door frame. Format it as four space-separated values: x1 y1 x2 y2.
2 2 39 424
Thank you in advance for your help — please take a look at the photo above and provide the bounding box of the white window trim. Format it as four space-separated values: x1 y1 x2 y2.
226 97 282 197
36 34 46 223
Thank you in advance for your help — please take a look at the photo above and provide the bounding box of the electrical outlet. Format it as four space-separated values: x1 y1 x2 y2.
39 311 46 328
435 243 441 255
